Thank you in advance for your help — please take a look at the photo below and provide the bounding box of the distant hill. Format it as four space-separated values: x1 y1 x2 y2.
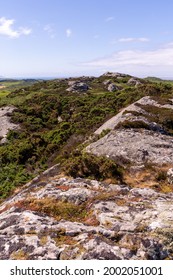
145 76 173 83
0 79 40 97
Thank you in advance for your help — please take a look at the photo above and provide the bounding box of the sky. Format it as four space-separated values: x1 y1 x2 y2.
1 0 173 78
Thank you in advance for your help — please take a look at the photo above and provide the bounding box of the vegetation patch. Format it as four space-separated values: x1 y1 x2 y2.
15 198 87 222
115 120 150 130
10 249 29 260
136 104 173 134
63 152 123 183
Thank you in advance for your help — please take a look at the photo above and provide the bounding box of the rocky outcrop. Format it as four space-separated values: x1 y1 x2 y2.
0 106 19 144
102 72 127 78
94 96 164 135
127 77 142 86
86 129 173 166
86 96 173 166
0 175 173 260
107 83 120 92
102 79 122 92
66 81 89 92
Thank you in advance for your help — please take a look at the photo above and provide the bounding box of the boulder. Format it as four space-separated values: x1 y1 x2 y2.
127 78 142 86
103 79 111 85
66 81 89 92
0 106 19 144
107 83 119 92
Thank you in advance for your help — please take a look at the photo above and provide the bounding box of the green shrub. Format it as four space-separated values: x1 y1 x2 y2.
115 120 149 130
156 171 167 182
64 152 123 182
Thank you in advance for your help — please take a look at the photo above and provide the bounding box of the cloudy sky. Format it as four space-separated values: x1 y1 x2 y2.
1 0 173 78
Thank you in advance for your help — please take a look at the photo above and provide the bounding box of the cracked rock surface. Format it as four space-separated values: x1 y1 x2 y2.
0 176 173 259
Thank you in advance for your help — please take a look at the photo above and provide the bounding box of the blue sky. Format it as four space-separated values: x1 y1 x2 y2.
1 0 173 78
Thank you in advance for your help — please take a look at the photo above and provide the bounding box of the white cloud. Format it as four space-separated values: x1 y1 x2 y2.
66 28 72 38
118 37 149 43
0 17 31 38
44 24 56 38
82 43 173 76
105 16 114 22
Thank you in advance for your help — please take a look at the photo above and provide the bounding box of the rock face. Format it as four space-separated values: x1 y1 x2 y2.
0 106 19 144
94 96 163 135
87 96 173 166
0 175 173 260
86 129 173 166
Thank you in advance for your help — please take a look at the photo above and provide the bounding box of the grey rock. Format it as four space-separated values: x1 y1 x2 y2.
103 79 111 85
102 72 127 78
86 129 173 166
0 175 173 259
94 96 153 135
127 78 142 86
66 81 89 92
0 106 19 144
107 83 119 92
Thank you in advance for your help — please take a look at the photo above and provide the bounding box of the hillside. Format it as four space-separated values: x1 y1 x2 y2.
0 73 148 199
0 73 173 259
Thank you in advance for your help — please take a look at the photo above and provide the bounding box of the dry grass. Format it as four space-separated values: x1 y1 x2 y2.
124 164 173 193
15 197 87 222
54 235 77 246
40 236 48 246
11 250 29 260
84 214 100 226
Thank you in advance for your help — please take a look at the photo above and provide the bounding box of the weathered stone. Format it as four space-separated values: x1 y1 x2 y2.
0 175 173 259
66 81 89 92
86 129 173 166
107 83 119 92
127 78 142 86
103 79 111 85
0 106 19 144
102 72 127 78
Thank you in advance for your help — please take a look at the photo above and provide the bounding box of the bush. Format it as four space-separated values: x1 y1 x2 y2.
156 171 167 182
64 152 123 182
115 120 149 130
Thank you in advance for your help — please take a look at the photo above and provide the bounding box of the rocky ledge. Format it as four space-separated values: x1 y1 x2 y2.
0 174 173 260
87 96 173 166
